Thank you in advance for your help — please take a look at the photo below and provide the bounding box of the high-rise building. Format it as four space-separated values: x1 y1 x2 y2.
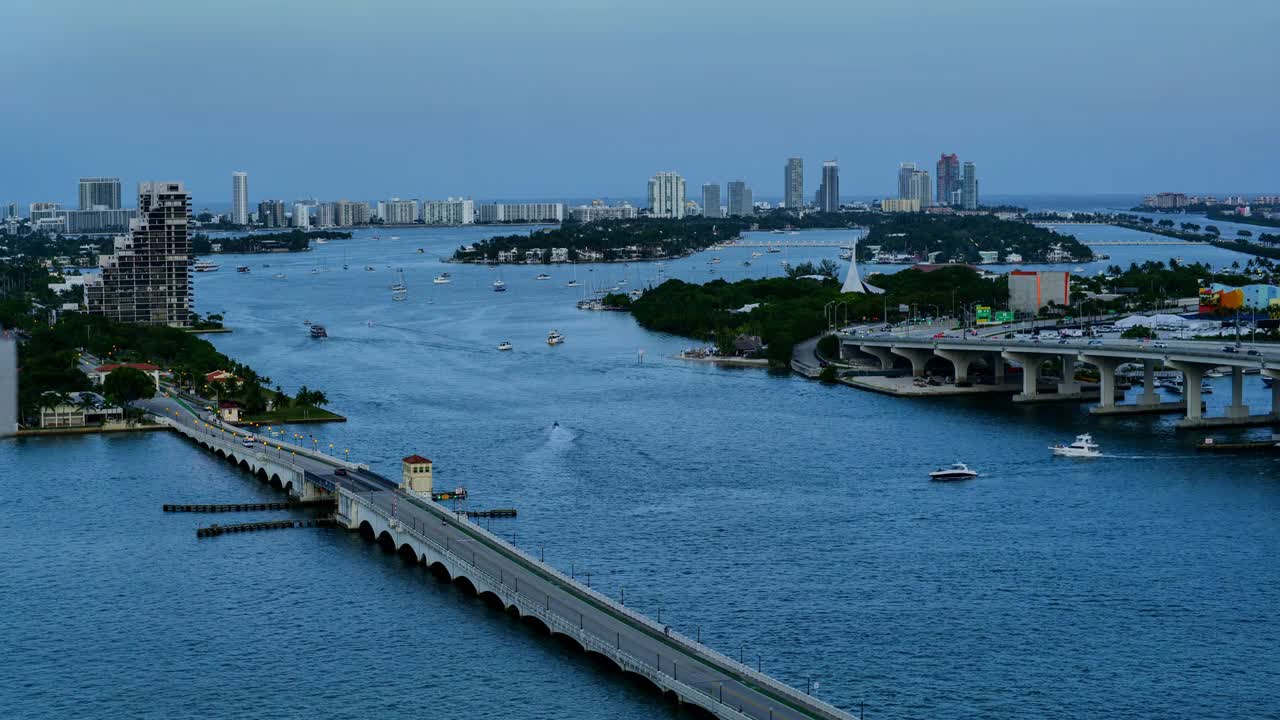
59 208 137 234
316 202 335 227
702 183 722 219
79 177 122 210
647 172 686 219
961 162 979 210
936 154 960 206
784 158 804 210
818 161 840 213
257 200 287 228
29 202 61 222
727 181 753 217
383 198 420 224
422 198 475 225
333 199 367 226
3 202 17 219
568 201 638 223
897 163 917 201
85 181 192 327
293 203 310 229
476 203 565 223
231 171 249 225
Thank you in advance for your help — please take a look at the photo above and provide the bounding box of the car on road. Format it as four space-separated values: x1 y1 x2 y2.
1058 338 1069 344
933 332 946 339
1246 349 1263 356
1222 345 1239 353
1153 342 1168 349
334 468 348 476
1087 340 1103 346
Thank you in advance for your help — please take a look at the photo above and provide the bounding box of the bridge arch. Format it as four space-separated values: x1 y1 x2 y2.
549 631 586 654
398 543 419 564
376 531 396 552
624 670 662 694
358 521 376 541
283 480 294 496
238 459 250 471
585 650 623 674
226 453 237 465
452 575 478 596
477 590 505 610
427 561 452 581
215 448 226 458
256 468 269 483
505 604 521 619
521 614 550 634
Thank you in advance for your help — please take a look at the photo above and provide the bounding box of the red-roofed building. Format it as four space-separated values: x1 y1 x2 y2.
89 362 162 389
205 370 236 383
218 400 241 423
401 455 433 494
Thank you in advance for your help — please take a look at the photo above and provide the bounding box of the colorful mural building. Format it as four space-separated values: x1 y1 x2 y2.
1199 283 1280 316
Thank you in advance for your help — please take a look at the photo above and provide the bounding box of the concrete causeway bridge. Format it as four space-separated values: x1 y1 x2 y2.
150 398 855 720
841 335 1280 429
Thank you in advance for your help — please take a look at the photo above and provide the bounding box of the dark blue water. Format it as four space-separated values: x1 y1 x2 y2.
4 226 1278 719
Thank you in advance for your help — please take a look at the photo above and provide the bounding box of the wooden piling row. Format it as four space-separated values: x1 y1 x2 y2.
196 518 337 538
462 508 518 518
165 498 336 513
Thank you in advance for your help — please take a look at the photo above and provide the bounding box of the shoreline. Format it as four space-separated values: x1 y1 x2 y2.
15 423 169 437
674 353 770 368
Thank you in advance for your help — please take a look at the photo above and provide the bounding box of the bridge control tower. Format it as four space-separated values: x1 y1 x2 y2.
401 455 433 494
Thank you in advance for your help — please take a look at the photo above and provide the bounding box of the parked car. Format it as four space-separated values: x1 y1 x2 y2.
1246 349 1263 356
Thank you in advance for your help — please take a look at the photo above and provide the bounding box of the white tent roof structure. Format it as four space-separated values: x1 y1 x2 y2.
841 250 884 295
1115 313 1189 328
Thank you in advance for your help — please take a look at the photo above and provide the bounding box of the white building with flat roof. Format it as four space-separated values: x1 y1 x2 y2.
422 198 474 225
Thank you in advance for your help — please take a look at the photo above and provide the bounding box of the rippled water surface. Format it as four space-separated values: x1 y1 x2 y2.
3 226 1278 719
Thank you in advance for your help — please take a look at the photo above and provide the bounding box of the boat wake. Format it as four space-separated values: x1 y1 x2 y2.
549 422 576 444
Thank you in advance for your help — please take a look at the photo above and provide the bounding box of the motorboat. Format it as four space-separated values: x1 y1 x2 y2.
315 239 328 244
390 235 401 240
416 248 425 253
1050 433 1100 458
272 273 286 279
193 260 220 272
767 247 781 253
365 265 376 271
751 251 763 258
536 273 551 280
493 279 507 292
433 273 451 284
392 290 407 301
497 341 513 351
929 462 978 481
236 266 250 273
546 330 565 345
566 280 581 288
310 325 328 338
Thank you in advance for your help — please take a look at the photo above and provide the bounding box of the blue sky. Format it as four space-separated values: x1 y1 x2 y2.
3 0 1277 206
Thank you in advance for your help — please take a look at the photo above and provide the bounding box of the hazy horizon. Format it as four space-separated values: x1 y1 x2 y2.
4 0 1277 205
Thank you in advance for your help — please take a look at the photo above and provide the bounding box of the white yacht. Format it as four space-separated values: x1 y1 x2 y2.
433 273 451 284
536 273 551 280
566 280 581 288
929 462 978 481
546 330 565 345
193 260 220 272
1050 433 1101 458
497 341 513 351
493 279 507 292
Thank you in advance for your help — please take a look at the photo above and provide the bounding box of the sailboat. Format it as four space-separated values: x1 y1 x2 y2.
566 262 581 288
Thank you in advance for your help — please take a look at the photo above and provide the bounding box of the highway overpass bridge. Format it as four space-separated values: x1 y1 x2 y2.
153 402 856 720
840 336 1280 428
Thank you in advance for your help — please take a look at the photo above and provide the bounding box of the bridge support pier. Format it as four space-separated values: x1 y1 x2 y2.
1227 366 1250 419
1138 360 1160 406
991 353 1005 384
890 347 933 378
1268 369 1280 418
1082 355 1123 409
858 344 897 372
935 348 982 384
1004 351 1041 401
1057 353 1081 396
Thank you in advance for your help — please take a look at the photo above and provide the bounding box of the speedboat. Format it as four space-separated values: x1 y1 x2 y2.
767 247 781 253
416 248 425 253
236 266 250 273
1050 433 1100 458
433 273 451 284
536 273 551 280
493 279 507 292
546 330 565 345
566 280 581 288
310 325 327 338
929 462 977 481
751 251 763 258
497 341 513 351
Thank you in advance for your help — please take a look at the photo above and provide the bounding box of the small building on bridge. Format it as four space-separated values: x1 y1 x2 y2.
218 400 242 423
402 454 433 494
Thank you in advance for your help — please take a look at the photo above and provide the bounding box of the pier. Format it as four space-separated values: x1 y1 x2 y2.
148 397 855 720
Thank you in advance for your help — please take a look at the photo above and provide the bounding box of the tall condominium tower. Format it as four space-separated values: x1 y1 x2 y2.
961 161 979 210
727 181 753 217
936 154 960 206
908 170 932 208
78 177 122 210
897 163 917 201
784 158 804 210
702 183 722 219
293 203 311 228
818 160 840 213
231 171 249 225
86 182 192 327
647 171 686 219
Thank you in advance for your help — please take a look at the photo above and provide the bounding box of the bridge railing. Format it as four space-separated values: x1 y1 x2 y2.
158 415 312 481
348 488 855 720
344 489 759 720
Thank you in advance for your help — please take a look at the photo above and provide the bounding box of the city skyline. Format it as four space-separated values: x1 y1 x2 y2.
5 1 1276 203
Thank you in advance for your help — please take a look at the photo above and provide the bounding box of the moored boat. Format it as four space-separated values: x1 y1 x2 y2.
546 330 565 345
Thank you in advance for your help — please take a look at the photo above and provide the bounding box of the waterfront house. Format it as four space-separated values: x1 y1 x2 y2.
205 369 236 384
733 334 765 358
90 362 161 390
38 391 123 429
